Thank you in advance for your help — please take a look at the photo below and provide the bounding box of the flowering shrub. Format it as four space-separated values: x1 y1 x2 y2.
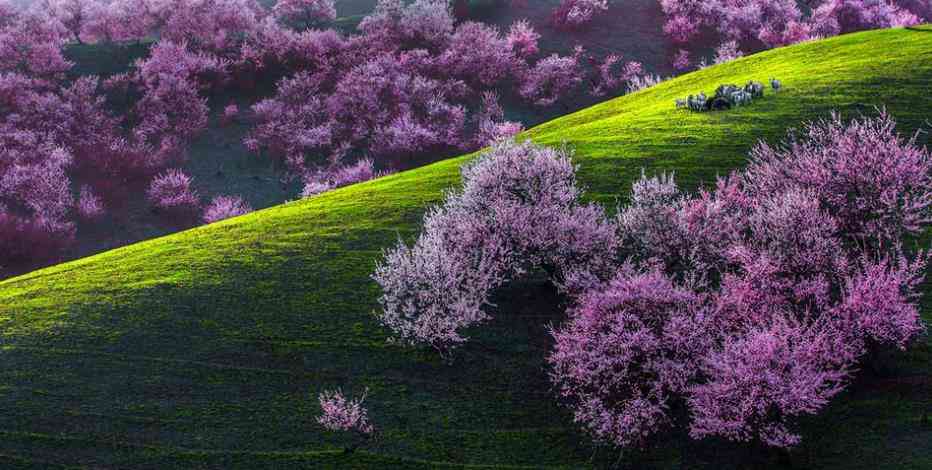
688 317 857 448
439 21 518 87
713 40 743 64
519 51 584 107
147 169 200 213
472 91 523 146
106 41 215 170
301 159 393 197
397 0 456 46
359 0 454 46
318 389 375 434
745 111 932 249
588 55 653 97
202 195 252 223
0 145 75 223
506 19 539 58
318 389 375 452
130 71 209 169
221 103 239 126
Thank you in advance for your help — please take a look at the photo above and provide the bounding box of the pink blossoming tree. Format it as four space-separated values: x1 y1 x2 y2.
147 169 200 215
317 389 375 453
374 139 618 354
551 0 610 29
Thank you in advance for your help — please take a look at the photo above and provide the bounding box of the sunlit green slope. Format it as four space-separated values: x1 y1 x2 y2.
1 26 932 469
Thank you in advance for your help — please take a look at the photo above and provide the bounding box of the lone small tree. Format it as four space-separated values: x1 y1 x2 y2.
317 389 375 453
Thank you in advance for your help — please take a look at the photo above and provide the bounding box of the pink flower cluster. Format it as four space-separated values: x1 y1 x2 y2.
147 169 199 214
301 159 394 197
317 389 374 435
551 0 610 29
202 195 252 223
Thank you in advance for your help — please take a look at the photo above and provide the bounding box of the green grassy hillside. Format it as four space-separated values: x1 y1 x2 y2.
2 27 932 469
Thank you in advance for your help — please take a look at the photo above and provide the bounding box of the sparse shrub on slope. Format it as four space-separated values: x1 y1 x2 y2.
301 159 396 197
317 389 375 453
202 195 252 223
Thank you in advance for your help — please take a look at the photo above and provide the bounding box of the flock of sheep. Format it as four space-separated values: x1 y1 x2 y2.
676 78 782 112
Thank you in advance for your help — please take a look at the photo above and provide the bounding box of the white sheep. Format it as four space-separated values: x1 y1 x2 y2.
744 81 764 97
731 90 752 106
687 92 707 111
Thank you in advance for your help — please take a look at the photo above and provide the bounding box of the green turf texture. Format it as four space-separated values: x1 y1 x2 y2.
2 26 932 468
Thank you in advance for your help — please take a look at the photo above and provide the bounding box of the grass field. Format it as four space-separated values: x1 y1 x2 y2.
1 26 932 468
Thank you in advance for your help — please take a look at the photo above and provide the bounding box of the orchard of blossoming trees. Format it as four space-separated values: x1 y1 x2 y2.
0 0 663 273
658 0 932 61
1 0 928 273
554 0 932 53
375 111 931 452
